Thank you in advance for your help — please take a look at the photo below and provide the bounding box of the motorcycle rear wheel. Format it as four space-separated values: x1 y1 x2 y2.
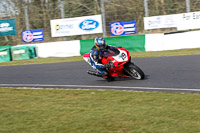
125 63 145 80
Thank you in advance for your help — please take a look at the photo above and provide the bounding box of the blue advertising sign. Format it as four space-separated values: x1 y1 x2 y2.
110 20 136 36
79 20 99 31
22 29 44 43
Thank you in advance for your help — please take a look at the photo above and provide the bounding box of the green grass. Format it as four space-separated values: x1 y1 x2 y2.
0 48 199 66
0 88 200 133
130 48 200 58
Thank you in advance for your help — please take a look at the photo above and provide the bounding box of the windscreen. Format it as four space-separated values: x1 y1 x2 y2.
103 48 120 58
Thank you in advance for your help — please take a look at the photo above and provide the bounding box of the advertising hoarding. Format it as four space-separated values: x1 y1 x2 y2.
22 29 44 43
110 20 136 36
0 18 17 36
50 15 103 37
144 11 200 31
144 15 177 30
177 12 200 31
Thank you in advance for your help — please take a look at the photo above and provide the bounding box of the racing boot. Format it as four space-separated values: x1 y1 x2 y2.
87 70 102 77
102 71 115 82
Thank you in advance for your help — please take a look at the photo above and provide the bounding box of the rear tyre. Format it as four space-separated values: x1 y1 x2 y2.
125 63 145 80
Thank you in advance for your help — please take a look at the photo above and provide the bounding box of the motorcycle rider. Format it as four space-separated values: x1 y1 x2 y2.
88 37 116 79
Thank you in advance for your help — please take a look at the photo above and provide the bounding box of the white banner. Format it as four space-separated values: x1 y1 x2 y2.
144 11 200 31
50 15 103 37
35 40 81 58
144 15 177 30
177 12 200 30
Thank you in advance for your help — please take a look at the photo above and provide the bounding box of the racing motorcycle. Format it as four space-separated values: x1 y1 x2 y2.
83 47 145 81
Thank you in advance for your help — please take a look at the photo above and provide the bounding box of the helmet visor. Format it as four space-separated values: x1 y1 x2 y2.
99 44 105 50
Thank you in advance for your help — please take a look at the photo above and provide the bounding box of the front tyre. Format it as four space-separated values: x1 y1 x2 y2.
125 63 145 80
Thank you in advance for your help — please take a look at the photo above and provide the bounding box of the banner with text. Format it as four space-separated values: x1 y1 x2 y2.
0 18 17 37
177 12 200 30
22 29 44 43
144 15 177 30
110 20 136 36
50 15 103 37
144 11 200 31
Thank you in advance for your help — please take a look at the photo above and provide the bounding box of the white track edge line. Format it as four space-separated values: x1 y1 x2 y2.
0 84 200 92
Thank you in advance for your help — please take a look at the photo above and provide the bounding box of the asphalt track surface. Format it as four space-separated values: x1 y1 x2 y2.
0 55 200 93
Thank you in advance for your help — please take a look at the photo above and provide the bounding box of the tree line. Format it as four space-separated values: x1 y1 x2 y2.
0 0 200 46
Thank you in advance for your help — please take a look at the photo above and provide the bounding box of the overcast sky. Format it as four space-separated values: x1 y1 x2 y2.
0 0 18 18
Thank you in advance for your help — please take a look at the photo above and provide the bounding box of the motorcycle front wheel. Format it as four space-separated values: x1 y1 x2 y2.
124 63 145 80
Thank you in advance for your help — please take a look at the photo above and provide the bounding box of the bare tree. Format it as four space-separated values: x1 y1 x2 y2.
1 0 200 46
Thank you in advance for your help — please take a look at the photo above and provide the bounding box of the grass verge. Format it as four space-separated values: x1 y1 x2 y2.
0 48 199 66
0 88 200 133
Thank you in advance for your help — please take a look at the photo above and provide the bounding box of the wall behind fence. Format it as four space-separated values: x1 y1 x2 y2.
80 35 145 55
35 40 81 58
0 47 12 62
145 30 200 51
0 30 200 62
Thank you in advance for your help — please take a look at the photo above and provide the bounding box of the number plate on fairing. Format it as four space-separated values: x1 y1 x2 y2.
113 49 128 62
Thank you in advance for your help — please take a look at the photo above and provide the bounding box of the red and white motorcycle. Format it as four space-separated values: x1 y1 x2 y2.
83 47 145 81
